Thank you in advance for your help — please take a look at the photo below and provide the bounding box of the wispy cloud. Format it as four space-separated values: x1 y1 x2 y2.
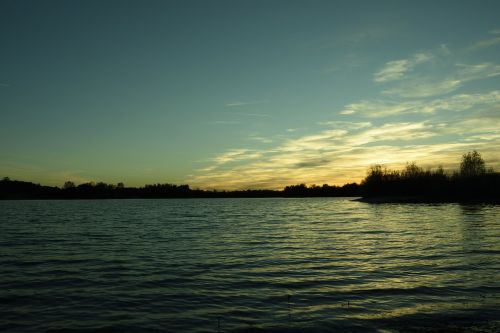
317 121 372 129
345 122 436 146
225 100 269 107
382 78 461 98
469 36 500 50
191 89 500 189
373 52 433 82
427 90 500 113
340 90 500 117
373 41 500 98
0 83 10 87
189 35 500 190
212 149 262 165
374 60 410 82
247 135 273 144
380 62 500 98
192 139 499 191
221 111 271 118
456 62 500 79
340 100 422 117
280 129 348 152
207 120 241 125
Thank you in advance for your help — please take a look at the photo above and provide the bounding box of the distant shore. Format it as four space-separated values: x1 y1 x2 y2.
2 151 499 202
355 196 500 204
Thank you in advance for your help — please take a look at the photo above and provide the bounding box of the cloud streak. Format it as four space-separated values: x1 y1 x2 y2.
212 149 262 165
193 114 499 191
340 90 500 117
207 120 241 125
221 111 271 118
190 112 500 190
189 35 500 190
373 52 433 82
374 43 500 98
469 36 500 50
379 62 500 99
225 100 269 107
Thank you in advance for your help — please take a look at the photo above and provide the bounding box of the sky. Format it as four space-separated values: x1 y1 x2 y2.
1 0 500 189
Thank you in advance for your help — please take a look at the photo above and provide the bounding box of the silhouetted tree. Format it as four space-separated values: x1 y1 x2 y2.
63 181 75 189
1 150 497 201
402 162 423 178
357 151 500 201
460 150 486 177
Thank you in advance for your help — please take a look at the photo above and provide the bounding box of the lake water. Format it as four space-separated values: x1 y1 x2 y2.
1 198 499 332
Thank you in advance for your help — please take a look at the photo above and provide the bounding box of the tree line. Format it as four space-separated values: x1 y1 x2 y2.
0 178 360 199
1 151 498 201
361 151 499 201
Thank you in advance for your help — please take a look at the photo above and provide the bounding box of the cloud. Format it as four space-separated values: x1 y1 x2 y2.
247 135 273 144
382 78 461 98
339 90 500 117
212 149 262 165
281 129 348 152
426 90 500 113
317 121 372 129
191 143 486 189
373 60 410 82
373 52 433 82
222 111 271 118
469 36 500 50
207 120 241 125
340 100 422 117
373 40 500 98
439 116 500 136
225 100 269 107
456 62 500 79
345 122 436 146
189 37 500 190
188 127 416 188
380 63 500 98
0 83 10 87
190 110 500 190
465 30 500 51
293 158 331 169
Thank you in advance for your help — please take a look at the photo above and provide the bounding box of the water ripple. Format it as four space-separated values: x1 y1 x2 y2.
1 198 499 332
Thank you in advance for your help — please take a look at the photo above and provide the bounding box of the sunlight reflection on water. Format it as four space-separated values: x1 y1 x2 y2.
1 198 499 332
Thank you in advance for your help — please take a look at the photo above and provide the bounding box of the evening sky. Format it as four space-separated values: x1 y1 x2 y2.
1 0 499 189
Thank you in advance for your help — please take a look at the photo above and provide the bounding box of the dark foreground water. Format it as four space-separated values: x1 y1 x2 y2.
1 198 499 333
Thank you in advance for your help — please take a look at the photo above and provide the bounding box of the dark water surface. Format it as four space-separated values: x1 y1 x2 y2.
1 198 499 332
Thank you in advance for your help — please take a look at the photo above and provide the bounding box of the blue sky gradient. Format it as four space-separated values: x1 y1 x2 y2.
1 0 500 188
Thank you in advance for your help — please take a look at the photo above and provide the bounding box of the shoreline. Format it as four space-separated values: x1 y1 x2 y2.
355 196 500 204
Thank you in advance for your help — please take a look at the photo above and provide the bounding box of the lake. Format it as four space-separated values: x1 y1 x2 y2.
1 198 499 332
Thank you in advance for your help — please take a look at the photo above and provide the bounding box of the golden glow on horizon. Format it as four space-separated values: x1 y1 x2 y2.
189 122 500 190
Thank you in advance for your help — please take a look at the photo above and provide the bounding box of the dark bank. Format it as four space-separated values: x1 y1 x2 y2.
1 151 499 203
